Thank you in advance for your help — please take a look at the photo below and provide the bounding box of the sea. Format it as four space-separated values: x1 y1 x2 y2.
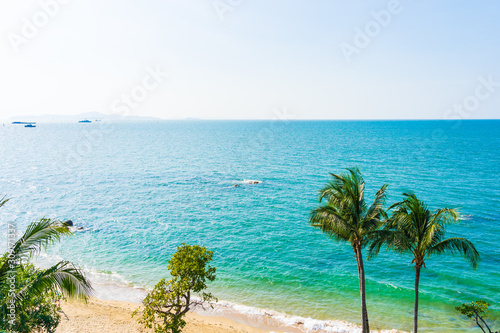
0 120 498 332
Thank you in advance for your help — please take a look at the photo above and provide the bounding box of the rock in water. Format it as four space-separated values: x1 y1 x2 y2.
63 220 73 226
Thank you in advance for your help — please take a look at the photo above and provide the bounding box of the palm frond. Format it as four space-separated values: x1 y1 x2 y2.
311 168 388 247
365 184 388 221
0 196 9 209
431 208 460 225
368 229 393 258
361 217 382 236
429 237 480 269
368 229 411 259
0 218 72 281
420 217 444 250
310 206 352 241
9 261 93 306
381 192 479 268
11 218 72 260
319 181 342 204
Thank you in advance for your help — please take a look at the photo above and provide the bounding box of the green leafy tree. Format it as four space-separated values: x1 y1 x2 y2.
0 197 93 332
133 243 217 333
309 168 388 333
369 193 480 333
456 300 498 333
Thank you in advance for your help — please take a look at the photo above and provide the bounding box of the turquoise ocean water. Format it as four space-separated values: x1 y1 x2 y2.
0 120 499 332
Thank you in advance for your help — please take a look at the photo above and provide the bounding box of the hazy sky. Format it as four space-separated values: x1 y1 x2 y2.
1 0 499 120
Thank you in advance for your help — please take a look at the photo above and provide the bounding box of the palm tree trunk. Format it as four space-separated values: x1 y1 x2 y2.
414 265 421 333
355 245 370 333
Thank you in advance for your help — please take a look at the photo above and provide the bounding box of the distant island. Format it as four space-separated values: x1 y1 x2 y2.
8 112 161 124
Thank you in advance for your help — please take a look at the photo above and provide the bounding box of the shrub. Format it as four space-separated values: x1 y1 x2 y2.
133 244 216 333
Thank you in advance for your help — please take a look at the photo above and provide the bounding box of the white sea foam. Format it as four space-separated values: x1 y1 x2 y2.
198 298 361 332
242 179 263 184
83 269 148 303
67 226 88 232
193 298 404 333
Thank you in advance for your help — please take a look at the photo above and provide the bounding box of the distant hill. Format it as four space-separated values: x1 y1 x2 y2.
7 112 162 123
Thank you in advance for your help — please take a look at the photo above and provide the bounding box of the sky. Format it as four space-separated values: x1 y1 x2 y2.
0 0 499 120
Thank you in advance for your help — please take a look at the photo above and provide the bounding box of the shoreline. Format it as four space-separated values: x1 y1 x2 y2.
37 253 406 332
56 297 406 333
56 298 270 333
58 281 404 333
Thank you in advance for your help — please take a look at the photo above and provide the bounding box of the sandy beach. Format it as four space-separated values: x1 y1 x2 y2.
55 297 407 333
56 298 271 333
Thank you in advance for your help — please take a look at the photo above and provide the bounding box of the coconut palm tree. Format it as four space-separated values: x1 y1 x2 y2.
310 168 388 333
369 193 480 333
0 197 93 331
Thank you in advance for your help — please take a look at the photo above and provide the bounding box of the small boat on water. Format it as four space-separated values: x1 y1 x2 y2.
24 124 36 128
79 119 92 123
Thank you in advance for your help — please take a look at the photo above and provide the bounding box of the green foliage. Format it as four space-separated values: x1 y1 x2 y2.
0 197 93 333
133 244 216 333
310 167 388 249
456 300 490 319
456 301 497 333
0 259 63 333
369 193 480 269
